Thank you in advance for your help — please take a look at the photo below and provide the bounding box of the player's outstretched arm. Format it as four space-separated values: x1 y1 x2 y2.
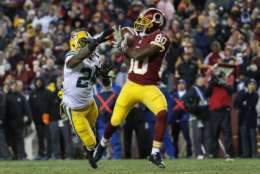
112 25 161 60
67 29 113 68
66 45 93 68
123 44 161 61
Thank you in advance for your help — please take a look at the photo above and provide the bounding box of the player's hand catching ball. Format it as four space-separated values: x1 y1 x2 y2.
112 25 123 48
112 25 134 52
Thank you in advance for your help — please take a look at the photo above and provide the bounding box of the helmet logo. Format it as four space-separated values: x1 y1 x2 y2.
154 13 163 25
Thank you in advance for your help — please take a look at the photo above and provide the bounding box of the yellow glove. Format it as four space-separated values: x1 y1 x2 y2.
57 89 64 99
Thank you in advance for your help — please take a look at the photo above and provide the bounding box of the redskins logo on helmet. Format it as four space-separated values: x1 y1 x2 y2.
134 8 166 34
69 31 91 51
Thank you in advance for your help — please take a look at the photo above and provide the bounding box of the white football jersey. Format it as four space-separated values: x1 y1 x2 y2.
63 51 101 109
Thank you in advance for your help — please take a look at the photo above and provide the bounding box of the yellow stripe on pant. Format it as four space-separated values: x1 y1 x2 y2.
64 101 98 149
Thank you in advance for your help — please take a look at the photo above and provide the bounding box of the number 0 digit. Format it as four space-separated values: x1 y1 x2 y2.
129 58 148 75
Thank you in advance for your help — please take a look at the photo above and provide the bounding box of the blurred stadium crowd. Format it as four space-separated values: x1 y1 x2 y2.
0 0 260 160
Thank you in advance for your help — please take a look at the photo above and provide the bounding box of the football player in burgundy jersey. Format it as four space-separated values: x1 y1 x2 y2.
94 8 170 168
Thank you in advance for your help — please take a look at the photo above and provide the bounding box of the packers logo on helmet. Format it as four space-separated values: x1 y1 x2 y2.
69 31 91 51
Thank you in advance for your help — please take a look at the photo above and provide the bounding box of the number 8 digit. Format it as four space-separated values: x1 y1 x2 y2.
154 34 167 46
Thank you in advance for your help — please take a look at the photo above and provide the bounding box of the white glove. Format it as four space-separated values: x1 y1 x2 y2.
112 25 130 51
120 32 131 50
112 25 122 48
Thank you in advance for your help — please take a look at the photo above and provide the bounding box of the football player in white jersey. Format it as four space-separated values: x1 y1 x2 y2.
62 29 112 168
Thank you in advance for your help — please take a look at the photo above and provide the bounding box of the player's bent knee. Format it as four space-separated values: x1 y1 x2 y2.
150 94 167 116
155 108 167 116
75 124 88 135
111 117 122 127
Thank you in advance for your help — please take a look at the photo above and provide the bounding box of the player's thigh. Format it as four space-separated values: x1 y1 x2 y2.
111 101 135 127
64 106 92 136
86 101 99 128
110 82 138 126
141 86 167 115
64 106 96 147
64 107 87 134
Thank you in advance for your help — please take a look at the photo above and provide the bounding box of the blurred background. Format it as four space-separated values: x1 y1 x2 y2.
0 0 259 160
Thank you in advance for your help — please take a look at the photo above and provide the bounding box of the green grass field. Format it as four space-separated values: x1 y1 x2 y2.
0 159 259 174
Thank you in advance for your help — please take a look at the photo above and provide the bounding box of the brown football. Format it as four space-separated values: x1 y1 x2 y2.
107 27 135 47
121 27 135 47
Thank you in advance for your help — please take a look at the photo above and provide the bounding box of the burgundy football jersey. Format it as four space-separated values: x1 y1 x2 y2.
127 30 170 85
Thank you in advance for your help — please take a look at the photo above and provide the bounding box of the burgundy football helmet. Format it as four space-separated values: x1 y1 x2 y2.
134 8 166 34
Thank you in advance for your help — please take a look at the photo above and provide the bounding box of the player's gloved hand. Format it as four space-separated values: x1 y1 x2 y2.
88 28 113 52
96 28 114 43
112 25 123 48
97 62 113 78
60 103 68 121
120 33 131 53
57 89 64 100
112 25 130 52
